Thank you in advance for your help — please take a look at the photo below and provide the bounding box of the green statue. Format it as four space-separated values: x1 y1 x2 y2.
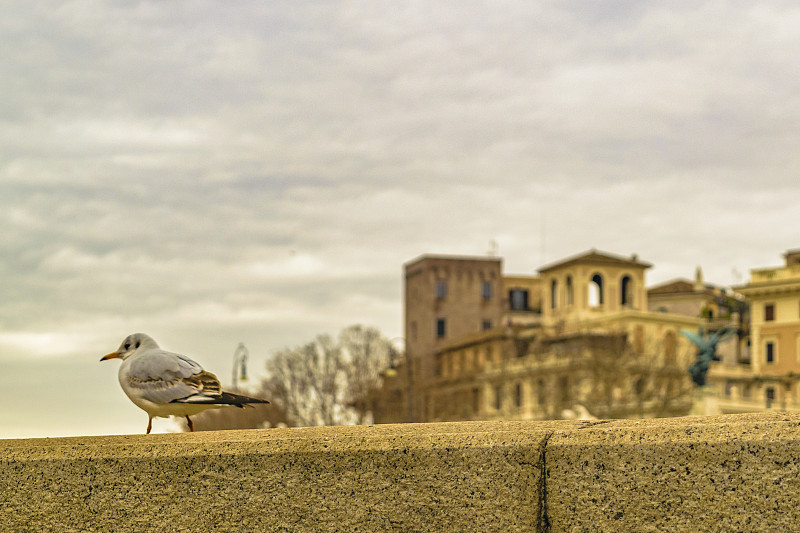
680 326 735 387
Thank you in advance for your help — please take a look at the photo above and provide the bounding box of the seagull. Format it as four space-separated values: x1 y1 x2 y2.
100 333 269 434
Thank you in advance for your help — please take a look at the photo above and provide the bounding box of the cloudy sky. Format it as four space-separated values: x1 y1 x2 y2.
2 1 798 438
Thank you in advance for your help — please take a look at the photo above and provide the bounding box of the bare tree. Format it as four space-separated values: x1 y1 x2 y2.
262 325 391 427
339 325 392 424
574 330 694 419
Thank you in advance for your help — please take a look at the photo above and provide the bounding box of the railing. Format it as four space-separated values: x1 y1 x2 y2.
751 265 800 283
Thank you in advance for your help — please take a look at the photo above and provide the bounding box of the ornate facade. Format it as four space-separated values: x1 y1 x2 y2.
717 249 800 411
372 248 800 424
373 250 710 423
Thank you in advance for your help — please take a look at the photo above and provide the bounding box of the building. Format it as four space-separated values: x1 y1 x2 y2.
503 274 543 327
539 249 651 326
648 267 749 364
400 254 505 422
373 249 705 424
725 249 800 411
649 267 725 317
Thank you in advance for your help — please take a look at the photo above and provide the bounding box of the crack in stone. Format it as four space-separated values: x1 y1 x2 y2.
537 431 554 533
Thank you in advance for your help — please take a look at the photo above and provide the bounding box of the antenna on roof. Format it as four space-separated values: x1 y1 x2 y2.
540 211 546 266
488 239 499 257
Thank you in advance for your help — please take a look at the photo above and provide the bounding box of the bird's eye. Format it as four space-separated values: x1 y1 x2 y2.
124 343 131 350
135 341 140 349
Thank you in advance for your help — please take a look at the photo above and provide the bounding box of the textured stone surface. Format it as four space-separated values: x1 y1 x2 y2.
3 413 800 532
0 421 557 532
545 412 800 532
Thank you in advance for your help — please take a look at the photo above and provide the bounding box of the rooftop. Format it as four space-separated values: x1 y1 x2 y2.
538 248 652 274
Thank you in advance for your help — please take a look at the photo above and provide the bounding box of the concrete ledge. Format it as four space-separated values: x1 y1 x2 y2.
546 413 800 531
2 413 800 531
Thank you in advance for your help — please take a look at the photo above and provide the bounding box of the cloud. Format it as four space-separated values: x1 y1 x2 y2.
1 1 799 436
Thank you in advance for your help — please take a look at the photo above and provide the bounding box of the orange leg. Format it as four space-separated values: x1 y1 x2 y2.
186 416 194 432
146 417 152 435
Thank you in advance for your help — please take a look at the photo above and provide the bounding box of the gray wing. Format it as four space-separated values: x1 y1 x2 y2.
126 350 219 404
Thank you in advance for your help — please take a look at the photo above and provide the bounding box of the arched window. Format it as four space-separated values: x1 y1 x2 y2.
551 279 558 309
537 379 546 406
559 376 570 403
664 331 677 362
634 325 644 354
588 273 604 307
566 275 574 306
620 275 633 307
634 376 646 397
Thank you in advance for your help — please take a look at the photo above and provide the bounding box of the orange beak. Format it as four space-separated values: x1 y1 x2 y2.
100 352 121 361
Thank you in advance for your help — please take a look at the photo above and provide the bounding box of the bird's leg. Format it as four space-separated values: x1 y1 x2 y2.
186 416 194 432
146 417 153 435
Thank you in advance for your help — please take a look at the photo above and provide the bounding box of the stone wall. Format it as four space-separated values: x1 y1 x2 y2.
2 412 799 531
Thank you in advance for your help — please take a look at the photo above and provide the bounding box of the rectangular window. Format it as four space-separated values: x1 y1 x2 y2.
514 383 523 408
509 289 529 311
766 387 776 408
472 388 480 413
482 281 492 300
436 318 446 339
494 385 503 410
560 376 570 403
765 303 775 321
482 319 492 331
766 341 776 364
435 281 447 300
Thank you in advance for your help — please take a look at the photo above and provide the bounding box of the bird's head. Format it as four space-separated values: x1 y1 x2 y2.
100 333 159 362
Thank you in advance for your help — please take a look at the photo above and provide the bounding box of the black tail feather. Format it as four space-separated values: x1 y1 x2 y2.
172 391 270 406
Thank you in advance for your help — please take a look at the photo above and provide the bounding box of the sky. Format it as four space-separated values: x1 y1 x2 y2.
2 1 799 438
